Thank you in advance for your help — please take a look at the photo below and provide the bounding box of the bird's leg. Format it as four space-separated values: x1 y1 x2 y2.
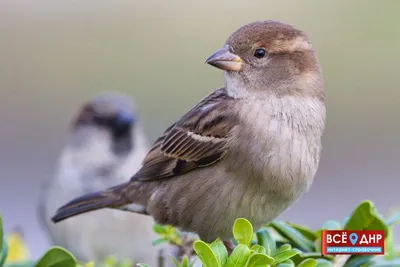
223 240 236 255
177 233 196 259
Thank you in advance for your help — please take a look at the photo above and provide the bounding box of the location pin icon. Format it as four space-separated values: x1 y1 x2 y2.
349 233 358 245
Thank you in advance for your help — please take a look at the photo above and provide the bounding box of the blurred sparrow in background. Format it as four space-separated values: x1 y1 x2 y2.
52 20 326 247
39 92 164 265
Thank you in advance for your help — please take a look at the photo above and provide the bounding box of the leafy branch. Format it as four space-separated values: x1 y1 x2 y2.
0 200 399 267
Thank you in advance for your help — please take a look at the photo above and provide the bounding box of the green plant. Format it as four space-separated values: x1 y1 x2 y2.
152 225 183 247
192 218 305 267
151 200 400 267
1 200 399 267
0 214 77 267
137 255 196 267
151 224 197 262
264 200 400 267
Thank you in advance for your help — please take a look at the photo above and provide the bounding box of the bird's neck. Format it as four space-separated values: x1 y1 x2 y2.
224 72 251 99
225 70 325 101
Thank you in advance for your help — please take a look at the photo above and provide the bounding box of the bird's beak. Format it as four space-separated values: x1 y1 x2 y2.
205 45 243 71
115 111 135 126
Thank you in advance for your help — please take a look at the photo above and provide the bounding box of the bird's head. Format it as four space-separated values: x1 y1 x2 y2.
206 20 324 100
70 92 137 157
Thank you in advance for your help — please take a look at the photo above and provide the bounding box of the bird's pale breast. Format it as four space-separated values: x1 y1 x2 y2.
227 95 325 224
153 95 325 242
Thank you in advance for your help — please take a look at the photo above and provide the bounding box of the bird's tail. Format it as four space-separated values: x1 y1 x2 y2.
51 182 131 223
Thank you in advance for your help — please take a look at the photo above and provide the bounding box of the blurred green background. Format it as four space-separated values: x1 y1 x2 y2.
0 0 399 258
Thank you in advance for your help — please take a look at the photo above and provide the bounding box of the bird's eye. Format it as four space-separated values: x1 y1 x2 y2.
254 48 266 58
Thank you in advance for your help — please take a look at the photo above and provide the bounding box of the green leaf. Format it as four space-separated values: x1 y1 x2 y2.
233 218 253 247
285 222 317 241
137 264 151 267
321 220 342 230
193 240 220 267
170 255 196 267
342 255 374 267
386 212 400 226
275 242 292 251
369 257 400 267
181 255 189 267
270 222 314 252
35 246 76 267
103 255 117 266
384 226 395 260
210 240 228 267
118 259 134 267
297 258 318 267
250 245 266 254
294 252 331 259
315 259 332 267
344 200 387 236
276 259 294 267
272 249 300 265
256 230 276 255
171 256 181 267
290 253 333 265
0 239 7 267
313 233 322 253
275 244 291 254
188 258 197 267
152 224 168 234
225 244 251 267
152 237 169 246
342 217 349 227
245 253 274 266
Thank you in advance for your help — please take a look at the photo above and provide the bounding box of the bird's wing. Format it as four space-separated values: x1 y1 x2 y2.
134 87 239 181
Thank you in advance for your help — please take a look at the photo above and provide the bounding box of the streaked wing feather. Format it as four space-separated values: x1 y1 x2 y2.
134 88 238 181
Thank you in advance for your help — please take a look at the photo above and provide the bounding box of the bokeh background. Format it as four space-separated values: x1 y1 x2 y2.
0 0 399 258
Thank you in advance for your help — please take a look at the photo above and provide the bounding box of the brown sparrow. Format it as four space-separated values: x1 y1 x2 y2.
52 21 326 245
39 92 165 265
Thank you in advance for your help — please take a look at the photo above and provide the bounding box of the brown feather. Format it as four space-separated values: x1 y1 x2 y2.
51 182 133 223
133 88 238 181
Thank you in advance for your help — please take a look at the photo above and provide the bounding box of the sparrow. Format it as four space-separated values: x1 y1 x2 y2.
39 92 164 265
51 20 326 245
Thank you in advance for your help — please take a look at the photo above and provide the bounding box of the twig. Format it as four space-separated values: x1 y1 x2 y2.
177 233 196 259
158 249 165 267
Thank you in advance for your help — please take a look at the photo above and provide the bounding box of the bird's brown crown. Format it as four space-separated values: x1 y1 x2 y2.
70 93 136 154
72 93 135 129
226 20 311 55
